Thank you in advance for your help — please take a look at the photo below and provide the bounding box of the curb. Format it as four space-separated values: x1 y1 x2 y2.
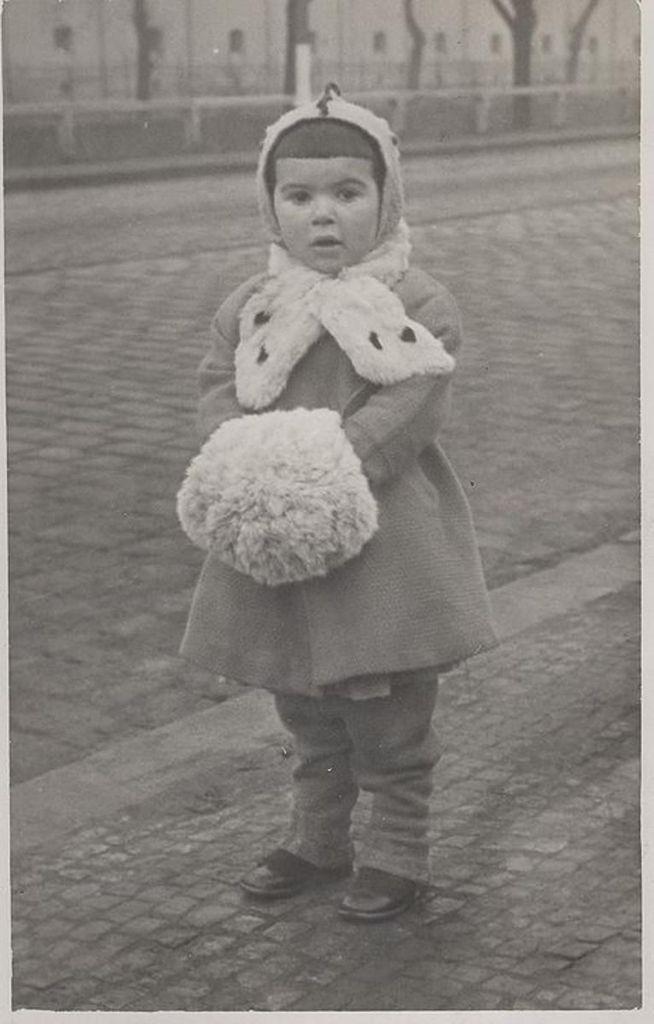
4 125 638 192
11 533 639 855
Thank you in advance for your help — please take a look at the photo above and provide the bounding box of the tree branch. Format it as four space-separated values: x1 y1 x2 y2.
404 0 426 44
572 0 602 36
488 0 515 29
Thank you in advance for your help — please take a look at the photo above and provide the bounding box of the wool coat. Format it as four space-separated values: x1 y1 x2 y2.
180 265 497 696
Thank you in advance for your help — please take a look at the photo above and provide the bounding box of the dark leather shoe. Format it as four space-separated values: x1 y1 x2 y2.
338 867 419 922
240 848 352 899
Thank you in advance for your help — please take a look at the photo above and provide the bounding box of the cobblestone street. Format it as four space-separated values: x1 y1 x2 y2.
5 138 641 1013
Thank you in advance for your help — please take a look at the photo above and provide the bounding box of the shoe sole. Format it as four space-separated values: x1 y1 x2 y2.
337 893 417 923
240 865 352 900
240 880 306 899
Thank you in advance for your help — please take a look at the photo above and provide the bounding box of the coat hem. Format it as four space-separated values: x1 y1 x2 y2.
179 631 499 695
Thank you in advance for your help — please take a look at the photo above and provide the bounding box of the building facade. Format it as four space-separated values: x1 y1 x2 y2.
2 0 640 104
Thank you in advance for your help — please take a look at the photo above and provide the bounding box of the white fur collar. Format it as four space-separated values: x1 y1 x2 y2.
236 219 455 411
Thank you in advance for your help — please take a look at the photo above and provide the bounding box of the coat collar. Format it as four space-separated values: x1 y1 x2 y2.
236 220 455 411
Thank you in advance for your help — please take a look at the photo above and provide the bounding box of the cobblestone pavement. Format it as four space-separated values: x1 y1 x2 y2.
5 141 639 782
5 140 641 1012
11 584 639 1012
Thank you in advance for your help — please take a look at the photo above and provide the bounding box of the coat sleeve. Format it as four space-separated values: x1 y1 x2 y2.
196 275 264 442
342 281 462 487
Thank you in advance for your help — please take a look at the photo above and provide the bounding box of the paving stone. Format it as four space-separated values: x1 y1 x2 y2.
59 882 101 902
198 959 240 983
228 913 268 934
423 896 468 918
105 899 154 922
484 973 541 998
396 959 456 984
183 933 239 958
446 963 495 985
155 895 197 917
84 986 146 1011
30 918 76 940
121 916 166 936
261 984 307 1011
106 946 159 974
546 939 599 960
184 901 239 927
504 854 543 872
19 965 74 991
235 955 301 991
228 938 280 964
260 919 316 942
289 962 343 987
32 975 101 1011
551 987 634 1010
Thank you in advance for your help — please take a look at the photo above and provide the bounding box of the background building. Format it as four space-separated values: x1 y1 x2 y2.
2 0 640 104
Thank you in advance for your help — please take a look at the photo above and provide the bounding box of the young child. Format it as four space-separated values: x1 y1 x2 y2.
177 84 497 922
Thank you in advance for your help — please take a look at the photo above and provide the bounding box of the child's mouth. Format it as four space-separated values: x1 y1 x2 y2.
311 238 342 248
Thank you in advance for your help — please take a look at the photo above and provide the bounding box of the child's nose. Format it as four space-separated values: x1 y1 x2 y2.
311 196 336 223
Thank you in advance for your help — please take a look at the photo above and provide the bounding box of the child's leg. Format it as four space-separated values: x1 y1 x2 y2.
343 677 439 884
274 693 359 869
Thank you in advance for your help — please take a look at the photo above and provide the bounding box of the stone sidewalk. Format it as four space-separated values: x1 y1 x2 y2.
11 541 641 1013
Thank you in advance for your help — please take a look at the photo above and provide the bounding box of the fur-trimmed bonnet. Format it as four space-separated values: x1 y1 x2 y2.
257 83 404 246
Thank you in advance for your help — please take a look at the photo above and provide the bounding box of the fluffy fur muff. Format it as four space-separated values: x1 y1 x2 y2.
177 407 379 586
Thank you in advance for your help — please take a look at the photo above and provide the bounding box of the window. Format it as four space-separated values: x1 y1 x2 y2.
229 28 244 55
490 33 502 55
541 33 552 54
435 31 447 55
53 24 73 52
147 25 163 56
588 35 598 55
373 30 387 54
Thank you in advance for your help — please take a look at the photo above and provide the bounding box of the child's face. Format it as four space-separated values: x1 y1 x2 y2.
273 157 380 274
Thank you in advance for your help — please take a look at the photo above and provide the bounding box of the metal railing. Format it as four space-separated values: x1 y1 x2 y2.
3 57 638 104
3 82 639 162
3 92 290 158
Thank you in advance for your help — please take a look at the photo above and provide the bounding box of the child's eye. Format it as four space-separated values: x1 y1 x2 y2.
337 187 361 201
287 190 311 204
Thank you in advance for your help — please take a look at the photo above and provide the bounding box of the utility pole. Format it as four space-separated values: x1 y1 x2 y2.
337 0 344 87
263 0 272 93
609 0 617 84
97 0 108 98
284 0 313 102
2 7 13 104
185 0 194 96
294 0 312 104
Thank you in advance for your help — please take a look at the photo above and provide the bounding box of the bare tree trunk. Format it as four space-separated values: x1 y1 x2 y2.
566 0 602 83
512 1 534 87
133 0 153 100
284 0 296 96
404 0 426 90
489 0 536 129
284 0 312 96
